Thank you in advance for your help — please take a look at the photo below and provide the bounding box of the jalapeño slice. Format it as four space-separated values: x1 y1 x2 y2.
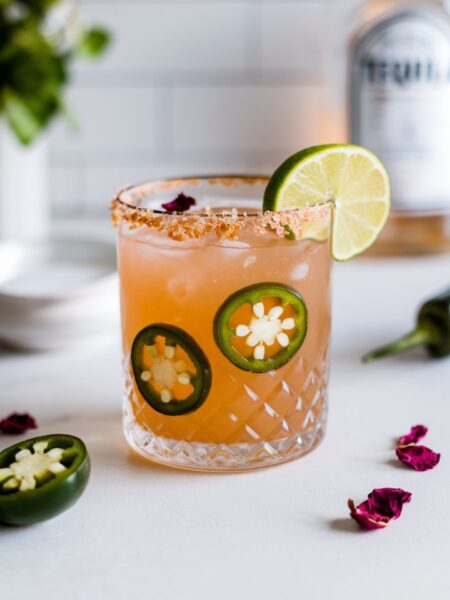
214 283 308 373
0 434 90 526
131 324 212 416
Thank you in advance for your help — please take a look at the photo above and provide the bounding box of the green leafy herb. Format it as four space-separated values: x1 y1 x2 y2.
0 0 111 144
76 27 110 58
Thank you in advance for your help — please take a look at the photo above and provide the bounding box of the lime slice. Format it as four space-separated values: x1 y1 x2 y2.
263 144 391 261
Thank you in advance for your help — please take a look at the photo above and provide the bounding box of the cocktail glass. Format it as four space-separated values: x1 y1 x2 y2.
112 176 331 472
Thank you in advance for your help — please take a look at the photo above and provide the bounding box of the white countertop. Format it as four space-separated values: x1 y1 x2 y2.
1 254 450 600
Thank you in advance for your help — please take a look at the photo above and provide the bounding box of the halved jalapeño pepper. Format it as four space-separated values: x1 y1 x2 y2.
131 324 212 416
0 434 90 526
214 282 308 373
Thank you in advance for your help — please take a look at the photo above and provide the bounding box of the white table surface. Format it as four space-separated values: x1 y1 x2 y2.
1 254 450 600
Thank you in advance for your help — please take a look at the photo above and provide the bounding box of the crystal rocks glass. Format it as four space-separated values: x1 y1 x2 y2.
112 176 331 471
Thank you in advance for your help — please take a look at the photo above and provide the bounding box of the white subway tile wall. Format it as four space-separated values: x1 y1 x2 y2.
50 0 362 217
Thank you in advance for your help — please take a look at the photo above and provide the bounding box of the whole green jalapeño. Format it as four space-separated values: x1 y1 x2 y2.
0 435 90 526
214 283 308 373
131 324 212 416
364 286 450 362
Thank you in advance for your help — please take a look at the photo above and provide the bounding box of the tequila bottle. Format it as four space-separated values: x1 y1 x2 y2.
348 0 450 254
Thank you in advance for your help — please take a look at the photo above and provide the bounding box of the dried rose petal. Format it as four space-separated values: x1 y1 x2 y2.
395 424 440 472
348 488 412 531
396 445 440 472
398 424 428 446
162 193 196 213
0 412 38 435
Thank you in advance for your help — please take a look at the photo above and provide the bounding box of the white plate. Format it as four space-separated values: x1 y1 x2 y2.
0 235 119 351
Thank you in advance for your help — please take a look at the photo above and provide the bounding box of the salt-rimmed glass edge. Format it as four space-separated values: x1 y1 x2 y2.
112 175 331 218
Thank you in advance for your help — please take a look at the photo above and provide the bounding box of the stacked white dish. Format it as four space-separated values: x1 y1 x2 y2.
0 235 118 351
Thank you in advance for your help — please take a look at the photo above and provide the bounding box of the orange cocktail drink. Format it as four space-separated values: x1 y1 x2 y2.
113 177 331 471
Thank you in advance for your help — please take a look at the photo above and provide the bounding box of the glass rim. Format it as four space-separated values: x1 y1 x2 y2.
111 174 332 243
113 174 273 217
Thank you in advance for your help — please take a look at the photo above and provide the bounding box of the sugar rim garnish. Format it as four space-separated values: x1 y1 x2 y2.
111 197 330 242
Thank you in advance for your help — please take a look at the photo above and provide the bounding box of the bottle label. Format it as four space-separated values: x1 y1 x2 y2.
351 13 450 211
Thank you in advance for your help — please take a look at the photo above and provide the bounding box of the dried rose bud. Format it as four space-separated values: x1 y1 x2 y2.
396 424 440 472
0 412 38 435
398 424 428 446
162 193 196 213
348 488 412 531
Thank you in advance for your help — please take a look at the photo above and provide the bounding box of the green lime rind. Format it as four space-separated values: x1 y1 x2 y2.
263 144 391 261
263 144 344 212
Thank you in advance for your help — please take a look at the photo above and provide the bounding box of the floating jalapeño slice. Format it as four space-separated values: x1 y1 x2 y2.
0 434 90 526
214 283 308 373
131 324 212 416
